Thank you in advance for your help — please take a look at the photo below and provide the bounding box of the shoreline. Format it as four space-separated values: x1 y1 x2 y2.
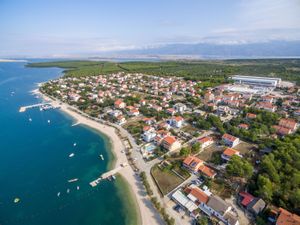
38 90 164 225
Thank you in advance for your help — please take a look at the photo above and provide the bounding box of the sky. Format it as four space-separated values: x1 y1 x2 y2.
0 0 300 58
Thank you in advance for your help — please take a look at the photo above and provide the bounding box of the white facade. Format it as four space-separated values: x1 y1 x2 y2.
232 75 281 87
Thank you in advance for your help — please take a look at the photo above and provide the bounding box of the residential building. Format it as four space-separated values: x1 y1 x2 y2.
279 118 298 131
161 136 181 151
202 195 232 221
239 192 266 216
204 91 215 102
273 125 292 136
222 133 240 147
276 208 300 225
198 136 214 149
170 116 184 128
246 113 257 119
171 190 198 213
222 148 241 161
198 165 217 179
174 103 187 113
183 156 204 173
114 99 126 109
238 123 249 130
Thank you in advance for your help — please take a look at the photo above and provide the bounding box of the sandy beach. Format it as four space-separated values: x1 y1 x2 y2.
39 91 164 225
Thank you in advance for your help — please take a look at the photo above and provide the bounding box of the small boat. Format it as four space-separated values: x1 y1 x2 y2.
112 175 116 180
77 186 80 190
29 118 32 122
57 192 61 197
68 178 78 183
69 153 75 158
67 189 70 194
47 120 51 123
107 176 112 181
14 198 20 203
100 154 104 160
73 143 77 147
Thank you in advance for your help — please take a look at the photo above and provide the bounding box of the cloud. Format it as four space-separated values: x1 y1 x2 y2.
237 0 300 30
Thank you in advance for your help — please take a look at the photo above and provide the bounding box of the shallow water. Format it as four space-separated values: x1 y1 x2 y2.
0 62 138 225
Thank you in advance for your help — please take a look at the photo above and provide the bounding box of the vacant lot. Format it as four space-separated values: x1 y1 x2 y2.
234 141 256 155
198 143 223 161
151 164 185 195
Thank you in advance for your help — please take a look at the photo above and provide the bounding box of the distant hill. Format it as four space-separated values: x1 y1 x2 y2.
117 41 300 59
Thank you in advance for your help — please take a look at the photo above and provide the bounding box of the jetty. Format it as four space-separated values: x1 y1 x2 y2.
19 103 50 112
89 163 128 187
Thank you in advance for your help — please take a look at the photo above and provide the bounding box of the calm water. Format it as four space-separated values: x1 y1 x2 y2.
0 62 138 225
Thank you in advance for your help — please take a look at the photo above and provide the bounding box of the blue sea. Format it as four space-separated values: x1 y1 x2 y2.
0 62 138 225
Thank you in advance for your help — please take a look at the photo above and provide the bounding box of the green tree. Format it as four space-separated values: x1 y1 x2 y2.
191 142 201 154
256 175 273 202
226 155 253 179
180 147 191 157
197 216 208 225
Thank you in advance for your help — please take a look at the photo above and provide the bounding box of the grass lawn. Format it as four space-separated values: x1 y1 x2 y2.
151 164 185 195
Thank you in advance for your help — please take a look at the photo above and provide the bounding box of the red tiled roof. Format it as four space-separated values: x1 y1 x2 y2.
198 136 213 144
223 148 239 157
183 156 203 168
246 113 257 119
174 116 183 121
239 192 255 207
276 208 300 225
162 136 176 145
222 133 238 142
198 165 216 178
190 187 209 204
279 118 297 130
273 125 291 135
238 123 249 129
114 99 123 106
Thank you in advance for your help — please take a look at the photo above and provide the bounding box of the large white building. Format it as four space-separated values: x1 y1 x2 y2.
232 75 281 87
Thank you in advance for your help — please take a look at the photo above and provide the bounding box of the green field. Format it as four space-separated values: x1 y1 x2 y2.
27 59 300 84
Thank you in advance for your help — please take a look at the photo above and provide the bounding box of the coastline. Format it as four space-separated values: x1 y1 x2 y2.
38 90 164 225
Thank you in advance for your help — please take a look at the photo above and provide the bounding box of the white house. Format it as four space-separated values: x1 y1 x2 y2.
198 136 214 149
222 133 240 148
174 103 187 113
221 148 242 161
170 116 184 128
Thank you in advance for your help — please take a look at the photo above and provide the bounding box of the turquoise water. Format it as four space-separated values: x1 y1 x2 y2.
0 62 137 225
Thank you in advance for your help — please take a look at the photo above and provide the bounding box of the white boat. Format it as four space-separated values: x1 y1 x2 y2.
77 186 80 190
100 154 104 160
29 118 32 122
69 153 75 158
73 143 77 147
112 175 116 180
68 178 78 183
57 192 61 197
67 189 70 194
47 120 51 123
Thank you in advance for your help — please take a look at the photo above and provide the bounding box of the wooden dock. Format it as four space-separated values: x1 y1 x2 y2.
89 163 128 187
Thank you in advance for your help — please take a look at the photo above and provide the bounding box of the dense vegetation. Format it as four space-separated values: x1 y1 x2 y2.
226 155 254 179
27 59 300 84
249 131 300 213
224 108 279 143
